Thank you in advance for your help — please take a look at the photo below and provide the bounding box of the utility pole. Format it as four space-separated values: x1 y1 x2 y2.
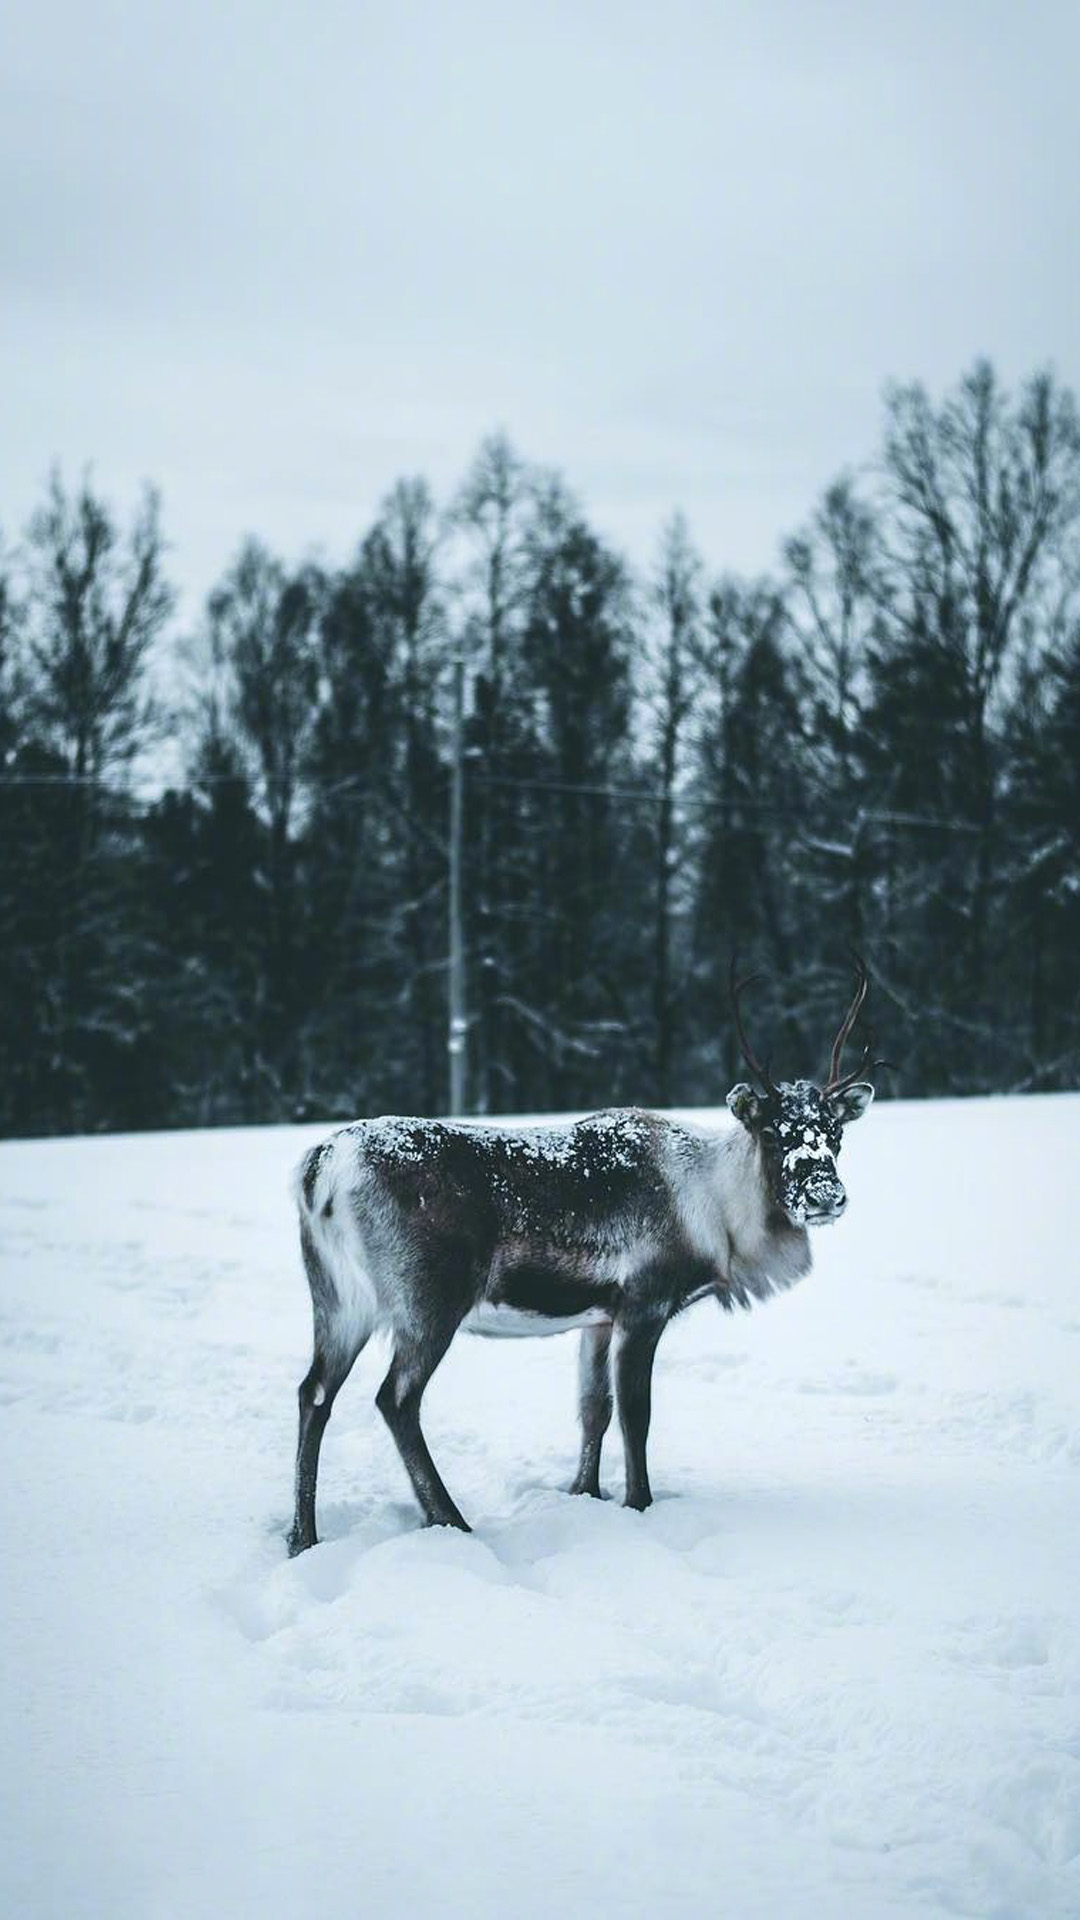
448 653 467 1114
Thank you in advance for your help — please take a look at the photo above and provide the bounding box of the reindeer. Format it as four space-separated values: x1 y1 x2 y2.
287 962 878 1554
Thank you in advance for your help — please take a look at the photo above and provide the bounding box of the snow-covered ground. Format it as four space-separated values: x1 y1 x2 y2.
1 1095 1078 1919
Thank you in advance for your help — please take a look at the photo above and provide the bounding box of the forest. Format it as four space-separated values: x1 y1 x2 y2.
1 358 1078 1137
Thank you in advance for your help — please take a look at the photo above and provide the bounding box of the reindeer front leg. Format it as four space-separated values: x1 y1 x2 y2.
614 1312 666 1511
569 1321 613 1497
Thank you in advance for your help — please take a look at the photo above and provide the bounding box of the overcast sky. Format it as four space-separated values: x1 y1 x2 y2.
3 0 1079 619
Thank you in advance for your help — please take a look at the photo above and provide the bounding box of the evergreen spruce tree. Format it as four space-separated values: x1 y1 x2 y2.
518 484 641 1108
9 475 173 1130
202 540 322 1110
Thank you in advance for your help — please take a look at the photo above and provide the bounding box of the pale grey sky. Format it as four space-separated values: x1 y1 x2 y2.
3 0 1078 618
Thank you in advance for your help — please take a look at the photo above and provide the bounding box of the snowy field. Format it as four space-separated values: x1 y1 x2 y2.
1 1095 1079 1919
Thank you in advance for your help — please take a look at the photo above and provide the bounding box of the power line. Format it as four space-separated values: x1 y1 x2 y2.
0 765 1035 839
471 774 988 833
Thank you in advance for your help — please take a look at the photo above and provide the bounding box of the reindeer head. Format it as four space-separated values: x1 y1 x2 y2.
726 959 877 1227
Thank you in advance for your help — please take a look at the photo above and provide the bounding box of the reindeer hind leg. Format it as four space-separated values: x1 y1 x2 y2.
288 1218 369 1556
376 1308 471 1531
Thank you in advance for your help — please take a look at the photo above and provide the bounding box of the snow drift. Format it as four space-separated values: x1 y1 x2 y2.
1 1094 1078 1917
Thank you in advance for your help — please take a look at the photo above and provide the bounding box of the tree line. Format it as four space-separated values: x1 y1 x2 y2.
1 358 1079 1137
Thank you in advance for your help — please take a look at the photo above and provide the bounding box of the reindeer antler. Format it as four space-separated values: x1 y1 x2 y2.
729 959 780 1096
823 953 875 1094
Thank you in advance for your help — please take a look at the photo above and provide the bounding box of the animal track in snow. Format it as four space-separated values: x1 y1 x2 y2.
980 1756 1080 1868
103 1401 157 1425
797 1367 899 1397
948 1612 1054 1675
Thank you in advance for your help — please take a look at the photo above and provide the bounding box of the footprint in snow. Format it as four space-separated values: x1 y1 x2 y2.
0 1325 61 1353
951 1613 1052 1673
979 1755 1080 1868
680 1352 749 1378
103 1401 157 1424
967 1289 1030 1310
798 1368 899 1397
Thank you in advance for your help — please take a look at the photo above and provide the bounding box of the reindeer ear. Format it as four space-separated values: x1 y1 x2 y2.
726 1083 766 1129
826 1082 874 1125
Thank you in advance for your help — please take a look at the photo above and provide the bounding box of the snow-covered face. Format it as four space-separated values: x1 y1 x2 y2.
726 1076 874 1227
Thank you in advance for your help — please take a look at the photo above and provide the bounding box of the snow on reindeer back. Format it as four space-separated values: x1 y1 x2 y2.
342 1108 670 1233
350 1107 660 1169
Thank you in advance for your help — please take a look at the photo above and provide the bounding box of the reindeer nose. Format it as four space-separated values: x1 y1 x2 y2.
807 1187 846 1221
